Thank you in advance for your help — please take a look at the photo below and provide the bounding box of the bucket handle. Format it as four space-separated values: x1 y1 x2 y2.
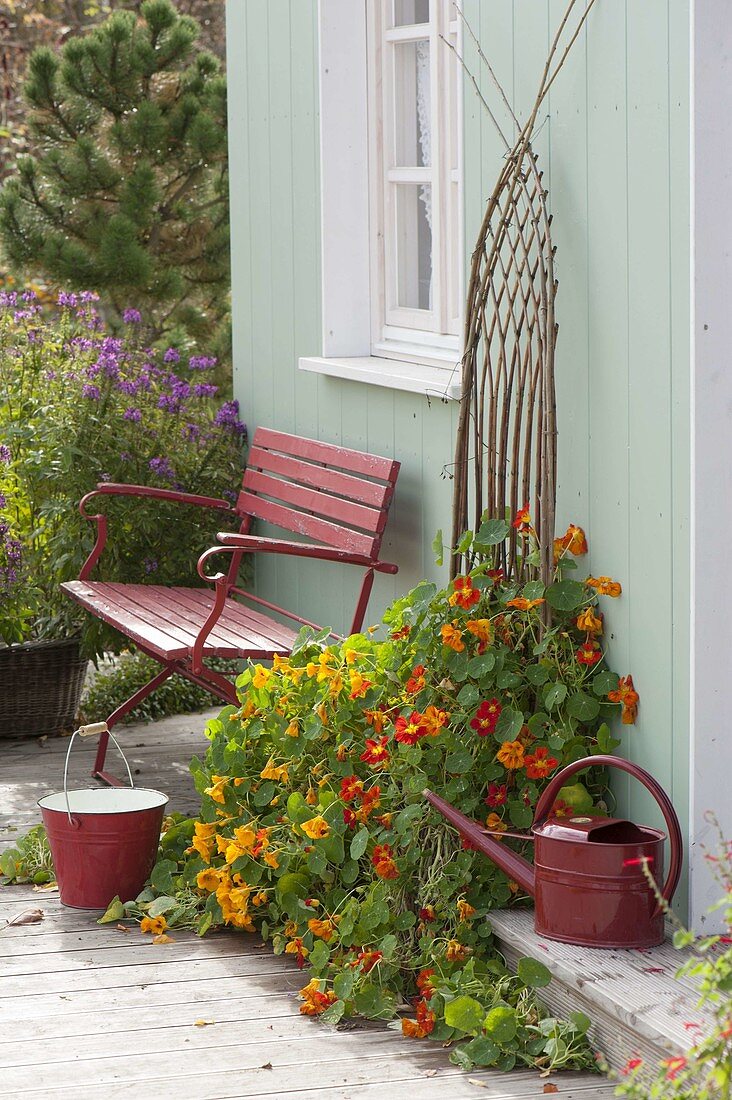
63 723 134 825
533 754 683 910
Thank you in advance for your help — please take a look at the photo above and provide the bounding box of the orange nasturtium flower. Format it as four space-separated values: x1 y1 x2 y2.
485 812 508 835
140 915 167 935
360 736 391 768
440 621 465 652
300 816 330 840
187 820 217 863
449 575 481 609
465 617 491 652
348 670 373 698
260 758 289 783
497 739 525 770
352 950 383 973
446 939 471 962
307 916 340 942
340 775 364 803
402 999 436 1039
196 867 223 893
505 597 545 611
372 843 399 879
586 575 622 598
394 711 429 745
405 664 426 694
422 704 449 736
299 979 338 1016
524 746 558 780
416 968 436 997
554 523 588 560
512 502 534 536
457 899 477 921
576 607 603 635
608 674 639 724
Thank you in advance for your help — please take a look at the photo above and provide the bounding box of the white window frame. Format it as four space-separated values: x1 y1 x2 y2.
299 0 463 400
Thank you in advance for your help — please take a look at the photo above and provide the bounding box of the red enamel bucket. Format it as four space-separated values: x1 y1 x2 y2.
39 723 168 909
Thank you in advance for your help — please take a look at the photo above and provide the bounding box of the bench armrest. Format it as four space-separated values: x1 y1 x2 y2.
77 484 233 581
197 533 399 582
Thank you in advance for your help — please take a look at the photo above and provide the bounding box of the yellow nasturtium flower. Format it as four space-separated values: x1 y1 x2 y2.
260 758 289 783
300 816 330 840
251 664 271 689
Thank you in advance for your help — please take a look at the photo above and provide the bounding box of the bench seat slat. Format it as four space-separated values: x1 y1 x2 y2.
235 492 377 556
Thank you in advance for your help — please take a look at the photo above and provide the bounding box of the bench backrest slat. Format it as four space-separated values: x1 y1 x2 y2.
237 428 400 559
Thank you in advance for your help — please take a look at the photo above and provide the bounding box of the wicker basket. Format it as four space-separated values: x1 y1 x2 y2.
0 637 88 739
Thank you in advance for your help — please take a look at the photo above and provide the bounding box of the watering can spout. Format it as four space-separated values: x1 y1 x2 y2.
423 788 535 896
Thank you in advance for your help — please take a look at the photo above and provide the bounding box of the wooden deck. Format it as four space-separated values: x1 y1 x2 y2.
0 712 616 1099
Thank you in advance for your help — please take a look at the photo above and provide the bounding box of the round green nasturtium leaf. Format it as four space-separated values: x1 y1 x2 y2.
463 1036 500 1066
275 872 309 900
566 692 601 723
517 955 552 988
545 579 586 611
444 994 486 1034
543 681 567 710
483 1005 517 1043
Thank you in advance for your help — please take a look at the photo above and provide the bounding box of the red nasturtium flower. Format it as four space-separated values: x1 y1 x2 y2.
621 1057 644 1076
512 501 534 535
551 798 573 818
353 950 383 973
470 698 502 736
340 775 363 803
419 905 436 923
343 808 357 829
576 640 602 666
394 711 430 745
449 574 481 609
416 968 436 997
663 1057 688 1081
390 624 411 639
360 736 391 767
299 979 337 1016
607 674 639 724
485 782 508 807
372 843 399 880
524 746 559 780
405 664 426 693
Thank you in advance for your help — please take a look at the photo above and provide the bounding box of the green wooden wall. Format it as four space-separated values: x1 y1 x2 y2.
226 1 691 909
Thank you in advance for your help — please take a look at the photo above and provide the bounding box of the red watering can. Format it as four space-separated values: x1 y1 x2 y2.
424 755 683 949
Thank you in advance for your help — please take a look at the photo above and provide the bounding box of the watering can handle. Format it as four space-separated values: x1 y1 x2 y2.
533 754 683 907
63 724 134 825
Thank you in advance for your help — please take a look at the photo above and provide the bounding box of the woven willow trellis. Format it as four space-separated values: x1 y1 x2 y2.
449 0 598 586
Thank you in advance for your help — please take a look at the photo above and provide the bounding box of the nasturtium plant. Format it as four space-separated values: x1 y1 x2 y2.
93 511 638 1073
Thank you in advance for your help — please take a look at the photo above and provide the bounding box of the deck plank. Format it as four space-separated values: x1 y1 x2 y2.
0 715 615 1098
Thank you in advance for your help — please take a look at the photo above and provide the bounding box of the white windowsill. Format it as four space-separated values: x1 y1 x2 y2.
298 355 462 400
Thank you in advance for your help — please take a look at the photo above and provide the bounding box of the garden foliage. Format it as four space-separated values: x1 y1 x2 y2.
0 289 245 657
114 517 637 1072
0 0 230 360
615 818 732 1099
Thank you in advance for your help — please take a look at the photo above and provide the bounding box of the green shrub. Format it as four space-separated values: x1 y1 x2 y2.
80 649 242 725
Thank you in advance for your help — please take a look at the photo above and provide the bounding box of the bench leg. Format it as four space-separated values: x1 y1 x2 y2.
93 665 176 785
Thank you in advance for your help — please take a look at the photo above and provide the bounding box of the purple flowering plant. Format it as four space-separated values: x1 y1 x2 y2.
0 291 246 657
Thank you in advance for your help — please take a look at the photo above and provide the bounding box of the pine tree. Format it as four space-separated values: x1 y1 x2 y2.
0 0 229 357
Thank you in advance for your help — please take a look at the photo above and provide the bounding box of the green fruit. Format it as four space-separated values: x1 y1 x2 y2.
557 782 594 813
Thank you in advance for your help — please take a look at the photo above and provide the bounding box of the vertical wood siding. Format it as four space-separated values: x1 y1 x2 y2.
227 1 691 909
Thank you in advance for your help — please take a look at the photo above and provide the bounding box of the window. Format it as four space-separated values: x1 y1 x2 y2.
368 0 462 363
300 0 463 399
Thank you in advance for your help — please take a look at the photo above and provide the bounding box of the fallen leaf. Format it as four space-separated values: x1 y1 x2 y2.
32 882 58 892
6 908 44 927
543 1085 559 1094
194 1020 215 1027
466 1080 488 1089
424 1069 437 1077
152 933 174 944
642 967 666 974
116 924 131 933
260 1062 273 1070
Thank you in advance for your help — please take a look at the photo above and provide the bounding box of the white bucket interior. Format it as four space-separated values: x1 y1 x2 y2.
39 788 168 815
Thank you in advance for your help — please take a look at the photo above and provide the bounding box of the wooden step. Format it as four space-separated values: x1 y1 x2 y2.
489 909 715 1078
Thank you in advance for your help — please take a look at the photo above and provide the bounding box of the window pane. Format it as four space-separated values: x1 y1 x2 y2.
394 40 431 167
394 0 430 26
395 183 432 310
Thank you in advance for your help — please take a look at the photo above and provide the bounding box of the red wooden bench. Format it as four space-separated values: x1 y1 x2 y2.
62 428 400 783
